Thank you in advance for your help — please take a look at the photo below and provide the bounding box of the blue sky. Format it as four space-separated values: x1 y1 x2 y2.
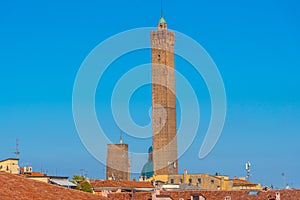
0 0 299 188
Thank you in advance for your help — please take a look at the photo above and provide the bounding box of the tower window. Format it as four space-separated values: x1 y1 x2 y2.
157 54 161 62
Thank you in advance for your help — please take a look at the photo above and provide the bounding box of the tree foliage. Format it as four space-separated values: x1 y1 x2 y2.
71 175 85 184
71 175 93 193
81 181 93 193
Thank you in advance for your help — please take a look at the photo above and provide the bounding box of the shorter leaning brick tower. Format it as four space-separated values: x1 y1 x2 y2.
106 137 130 181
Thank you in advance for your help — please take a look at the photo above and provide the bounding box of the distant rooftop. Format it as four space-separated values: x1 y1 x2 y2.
0 172 104 200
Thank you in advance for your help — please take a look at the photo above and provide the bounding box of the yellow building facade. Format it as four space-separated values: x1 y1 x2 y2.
27 176 49 183
148 170 260 191
0 158 20 174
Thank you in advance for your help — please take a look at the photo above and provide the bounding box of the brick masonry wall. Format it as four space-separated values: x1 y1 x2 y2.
151 27 178 176
106 144 130 180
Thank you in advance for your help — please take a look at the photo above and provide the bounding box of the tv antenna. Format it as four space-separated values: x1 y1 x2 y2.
14 139 20 159
161 0 164 17
80 168 86 178
281 172 286 188
245 161 251 180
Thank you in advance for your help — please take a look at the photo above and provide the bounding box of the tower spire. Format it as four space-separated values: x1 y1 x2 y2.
158 0 167 29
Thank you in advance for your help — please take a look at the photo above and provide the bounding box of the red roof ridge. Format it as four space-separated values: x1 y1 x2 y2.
90 179 154 188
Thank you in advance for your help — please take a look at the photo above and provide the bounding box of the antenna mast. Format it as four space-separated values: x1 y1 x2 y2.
14 139 20 159
161 0 163 17
245 161 251 180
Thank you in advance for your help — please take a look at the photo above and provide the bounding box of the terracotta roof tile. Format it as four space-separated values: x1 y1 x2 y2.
232 179 258 186
107 190 300 200
0 172 106 200
107 192 152 200
159 190 300 200
27 172 45 177
90 180 154 189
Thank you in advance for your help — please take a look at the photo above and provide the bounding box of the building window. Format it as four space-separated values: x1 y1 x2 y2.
224 196 231 200
170 179 174 184
197 178 201 184
189 178 192 184
157 54 161 62
191 195 206 200
211 180 214 184
179 179 183 184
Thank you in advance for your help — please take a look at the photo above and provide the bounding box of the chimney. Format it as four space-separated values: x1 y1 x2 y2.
276 192 280 200
120 135 123 144
183 168 188 184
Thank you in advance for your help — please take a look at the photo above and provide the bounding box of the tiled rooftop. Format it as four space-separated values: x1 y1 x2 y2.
106 189 300 200
26 172 46 177
232 179 258 186
4 171 298 200
160 190 300 200
0 172 106 200
107 192 152 200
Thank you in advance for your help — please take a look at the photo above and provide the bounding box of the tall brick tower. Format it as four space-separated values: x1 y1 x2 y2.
151 17 178 175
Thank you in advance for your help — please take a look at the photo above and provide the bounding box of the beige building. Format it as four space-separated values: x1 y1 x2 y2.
0 158 20 174
151 16 178 176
